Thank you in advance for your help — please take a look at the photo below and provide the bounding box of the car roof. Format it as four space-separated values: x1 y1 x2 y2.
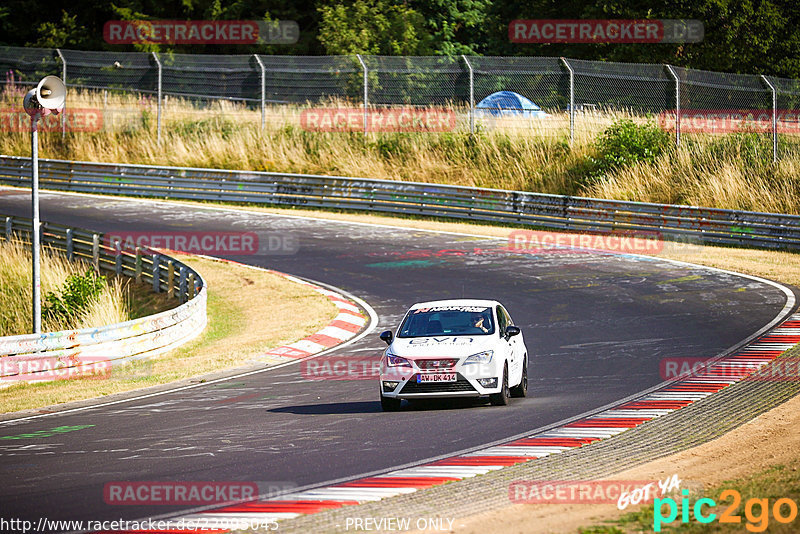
408 299 501 310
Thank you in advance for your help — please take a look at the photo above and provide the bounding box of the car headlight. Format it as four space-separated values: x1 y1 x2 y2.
385 352 412 367
464 350 493 364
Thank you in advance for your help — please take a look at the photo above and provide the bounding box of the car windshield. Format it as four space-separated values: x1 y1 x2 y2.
397 305 495 337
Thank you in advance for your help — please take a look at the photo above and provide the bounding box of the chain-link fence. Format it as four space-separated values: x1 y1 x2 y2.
2 46 799 159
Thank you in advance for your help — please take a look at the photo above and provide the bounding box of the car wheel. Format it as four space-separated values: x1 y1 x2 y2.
380 393 402 411
489 364 510 406
510 357 527 398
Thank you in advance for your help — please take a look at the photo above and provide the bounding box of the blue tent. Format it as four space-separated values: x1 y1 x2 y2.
476 91 549 118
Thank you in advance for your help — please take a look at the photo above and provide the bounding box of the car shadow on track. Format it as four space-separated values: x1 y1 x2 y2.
269 398 493 415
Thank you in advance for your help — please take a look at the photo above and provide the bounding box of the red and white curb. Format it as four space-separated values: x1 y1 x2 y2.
177 254 368 364
133 312 800 533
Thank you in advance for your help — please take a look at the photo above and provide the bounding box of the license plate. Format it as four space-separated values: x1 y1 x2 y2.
417 373 457 383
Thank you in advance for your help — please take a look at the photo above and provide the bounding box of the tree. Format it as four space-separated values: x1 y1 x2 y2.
317 0 432 55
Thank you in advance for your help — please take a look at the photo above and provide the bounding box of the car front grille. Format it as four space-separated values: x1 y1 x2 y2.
400 373 477 394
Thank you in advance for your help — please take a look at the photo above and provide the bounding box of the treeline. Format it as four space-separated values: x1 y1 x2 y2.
2 0 799 78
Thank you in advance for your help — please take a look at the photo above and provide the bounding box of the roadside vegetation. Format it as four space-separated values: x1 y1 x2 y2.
0 238 131 336
0 255 338 413
2 89 799 214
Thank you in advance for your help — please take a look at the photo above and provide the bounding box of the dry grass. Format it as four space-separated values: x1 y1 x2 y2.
8 87 798 213
0 255 339 413
0 238 129 335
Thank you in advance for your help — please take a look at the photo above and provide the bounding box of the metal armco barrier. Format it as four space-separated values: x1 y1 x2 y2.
0 213 207 381
1 155 800 250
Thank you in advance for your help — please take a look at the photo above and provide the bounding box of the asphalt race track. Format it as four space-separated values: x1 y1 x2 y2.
0 189 793 530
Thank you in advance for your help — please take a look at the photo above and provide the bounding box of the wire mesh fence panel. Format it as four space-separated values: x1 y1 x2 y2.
569 59 672 142
467 56 566 137
1 46 799 155
0 47 61 88
359 55 467 133
769 76 800 160
159 53 262 127
674 66 773 152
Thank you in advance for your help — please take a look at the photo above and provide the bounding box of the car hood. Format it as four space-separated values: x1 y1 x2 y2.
389 335 497 359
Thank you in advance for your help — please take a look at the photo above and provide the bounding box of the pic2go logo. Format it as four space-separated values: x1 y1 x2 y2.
654 489 799 532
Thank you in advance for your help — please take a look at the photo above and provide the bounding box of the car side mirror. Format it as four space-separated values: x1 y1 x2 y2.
505 325 521 339
379 330 394 345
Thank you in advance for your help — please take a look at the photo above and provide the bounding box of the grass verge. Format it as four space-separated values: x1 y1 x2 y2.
3 88 800 213
0 255 338 413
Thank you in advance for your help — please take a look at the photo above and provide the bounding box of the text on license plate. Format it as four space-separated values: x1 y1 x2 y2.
417 373 457 383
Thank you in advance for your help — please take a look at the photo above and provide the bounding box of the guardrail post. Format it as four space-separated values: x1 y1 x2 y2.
167 260 175 298
92 233 100 274
179 266 188 303
66 228 74 260
356 54 368 137
462 55 475 135
152 254 161 293
761 75 778 162
5 217 11 240
114 239 122 274
188 272 196 299
135 246 142 283
254 54 266 131
56 48 66 138
152 52 162 143
665 65 680 147
560 57 575 145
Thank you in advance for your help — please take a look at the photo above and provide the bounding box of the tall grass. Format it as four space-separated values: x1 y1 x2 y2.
2 87 799 214
0 238 129 336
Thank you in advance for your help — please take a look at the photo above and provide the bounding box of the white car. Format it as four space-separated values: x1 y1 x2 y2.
378 299 528 411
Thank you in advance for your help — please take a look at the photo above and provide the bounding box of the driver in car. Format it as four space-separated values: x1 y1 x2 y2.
471 312 489 333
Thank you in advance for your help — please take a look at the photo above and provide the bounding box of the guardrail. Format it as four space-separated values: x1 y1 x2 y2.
1 155 800 250
0 213 207 382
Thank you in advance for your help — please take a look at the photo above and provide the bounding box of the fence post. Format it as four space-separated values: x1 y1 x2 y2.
114 239 122 274
5 217 11 240
92 233 100 274
167 260 175 298
152 52 162 143
462 55 475 135
56 48 66 138
179 266 188 303
135 246 142 283
356 54 368 137
560 57 575 145
665 65 680 147
152 254 161 293
254 54 266 131
761 75 778 162
66 228 73 260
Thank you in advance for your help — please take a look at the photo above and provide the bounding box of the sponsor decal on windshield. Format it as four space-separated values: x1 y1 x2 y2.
413 306 489 314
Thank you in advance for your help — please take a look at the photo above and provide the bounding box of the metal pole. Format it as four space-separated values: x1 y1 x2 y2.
31 116 41 333
560 58 574 145
254 54 266 131
56 49 66 138
462 55 474 135
665 65 680 146
356 54 368 136
152 52 162 142
761 75 778 162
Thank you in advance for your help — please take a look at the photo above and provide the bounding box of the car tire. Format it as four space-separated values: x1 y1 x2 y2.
489 364 510 406
380 393 402 411
510 357 527 398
